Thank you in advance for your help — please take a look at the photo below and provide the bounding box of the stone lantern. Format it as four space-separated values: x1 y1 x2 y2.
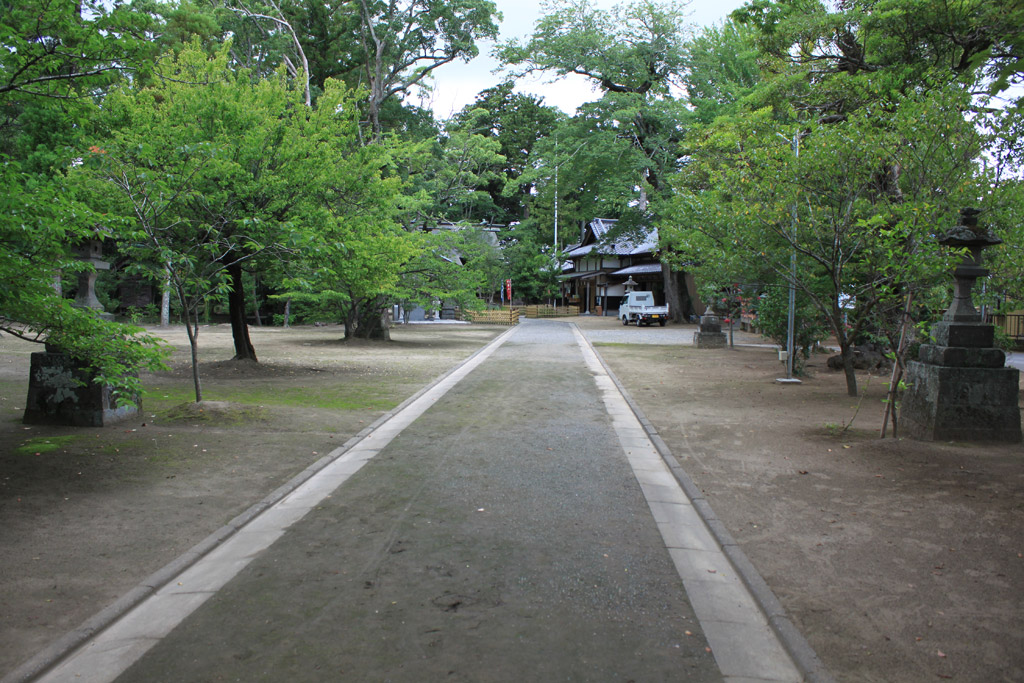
23 237 139 426
72 238 114 320
695 306 727 349
900 209 1021 441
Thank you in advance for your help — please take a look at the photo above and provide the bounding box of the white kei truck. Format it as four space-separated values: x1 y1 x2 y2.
618 291 669 326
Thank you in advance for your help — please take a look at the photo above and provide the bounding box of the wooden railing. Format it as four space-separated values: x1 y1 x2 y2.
462 308 520 325
522 305 580 318
461 305 581 324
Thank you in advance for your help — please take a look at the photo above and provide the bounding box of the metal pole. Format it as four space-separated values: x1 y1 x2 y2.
786 249 796 379
553 134 558 251
777 132 801 384
786 134 799 380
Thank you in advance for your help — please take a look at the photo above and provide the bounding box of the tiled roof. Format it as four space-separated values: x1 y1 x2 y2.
565 244 595 258
589 218 658 256
611 263 663 276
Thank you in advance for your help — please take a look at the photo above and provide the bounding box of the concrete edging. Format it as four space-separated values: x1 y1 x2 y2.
581 328 836 683
3 325 518 683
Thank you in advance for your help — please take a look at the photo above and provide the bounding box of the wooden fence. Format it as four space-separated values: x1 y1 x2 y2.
522 305 580 319
461 305 580 325
462 308 521 325
992 313 1024 342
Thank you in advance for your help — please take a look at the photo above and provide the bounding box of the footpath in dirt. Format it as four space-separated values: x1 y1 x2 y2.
20 320 813 683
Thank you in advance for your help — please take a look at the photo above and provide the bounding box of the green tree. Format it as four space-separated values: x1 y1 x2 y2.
754 283 826 368
686 0 1024 397
282 210 418 341
498 0 692 203
82 44 371 396
453 81 561 224
398 108 507 226
732 0 1024 117
497 0 689 96
0 0 167 401
679 19 761 125
0 161 169 401
667 85 980 396
502 226 562 303
396 227 501 315
499 0 697 317
355 0 500 139
0 0 152 103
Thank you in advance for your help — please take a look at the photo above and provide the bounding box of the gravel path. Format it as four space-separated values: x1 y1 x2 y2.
582 320 696 345
39 320 730 682
579 319 774 348
23 320 812 683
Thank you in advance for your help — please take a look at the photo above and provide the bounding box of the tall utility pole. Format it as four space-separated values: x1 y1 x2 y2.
777 132 801 384
553 133 559 250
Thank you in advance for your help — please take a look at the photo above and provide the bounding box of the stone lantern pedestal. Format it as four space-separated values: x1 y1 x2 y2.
23 348 139 427
901 209 1021 442
695 307 727 349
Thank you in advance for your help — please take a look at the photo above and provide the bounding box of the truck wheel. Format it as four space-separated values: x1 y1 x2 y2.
622 317 628 326
635 319 642 327
659 320 666 327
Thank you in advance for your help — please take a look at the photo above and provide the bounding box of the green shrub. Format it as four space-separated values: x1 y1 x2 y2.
756 285 828 367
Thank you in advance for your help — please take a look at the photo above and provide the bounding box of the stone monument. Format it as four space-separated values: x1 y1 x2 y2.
900 209 1021 442
695 306 727 349
23 238 140 427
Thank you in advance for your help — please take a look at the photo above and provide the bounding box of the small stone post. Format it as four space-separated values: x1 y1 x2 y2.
900 209 1021 442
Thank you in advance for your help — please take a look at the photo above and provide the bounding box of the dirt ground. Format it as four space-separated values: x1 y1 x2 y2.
0 322 502 677
579 316 1024 683
1 317 1022 682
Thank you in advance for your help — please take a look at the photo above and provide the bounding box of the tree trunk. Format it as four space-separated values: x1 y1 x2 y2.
662 263 687 323
160 269 171 327
252 277 262 326
227 261 257 361
684 272 703 318
839 338 859 397
283 298 291 328
183 304 202 403
343 302 357 340
354 304 391 340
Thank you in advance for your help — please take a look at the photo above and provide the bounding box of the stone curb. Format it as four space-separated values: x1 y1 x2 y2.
2 326 517 683
582 330 837 683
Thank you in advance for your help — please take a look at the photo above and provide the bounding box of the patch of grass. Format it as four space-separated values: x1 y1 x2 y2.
145 382 397 412
221 384 397 411
142 386 194 404
16 435 80 455
161 402 269 424
823 422 846 438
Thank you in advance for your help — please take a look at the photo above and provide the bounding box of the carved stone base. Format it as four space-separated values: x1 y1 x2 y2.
696 331 727 349
23 352 140 427
901 360 1021 442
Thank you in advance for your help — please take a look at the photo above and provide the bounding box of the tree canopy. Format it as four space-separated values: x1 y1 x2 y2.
3 0 1023 411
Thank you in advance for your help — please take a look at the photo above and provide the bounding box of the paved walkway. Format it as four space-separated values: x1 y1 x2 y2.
18 320 817 683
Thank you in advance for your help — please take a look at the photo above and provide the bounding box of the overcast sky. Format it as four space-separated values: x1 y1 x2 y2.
418 0 751 119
